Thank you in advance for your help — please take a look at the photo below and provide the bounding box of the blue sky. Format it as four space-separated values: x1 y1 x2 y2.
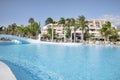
0 0 120 28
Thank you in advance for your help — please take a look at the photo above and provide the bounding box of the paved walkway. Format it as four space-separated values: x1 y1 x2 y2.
0 61 16 80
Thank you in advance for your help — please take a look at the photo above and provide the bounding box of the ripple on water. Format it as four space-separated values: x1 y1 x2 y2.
1 60 63 80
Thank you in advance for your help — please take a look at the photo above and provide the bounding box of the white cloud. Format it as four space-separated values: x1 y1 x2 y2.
100 15 120 29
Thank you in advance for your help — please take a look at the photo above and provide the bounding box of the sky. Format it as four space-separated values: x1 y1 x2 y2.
0 0 120 28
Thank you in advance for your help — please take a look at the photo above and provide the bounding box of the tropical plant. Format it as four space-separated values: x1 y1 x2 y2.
66 27 71 39
28 18 35 25
47 28 52 40
77 15 88 42
1 18 41 39
45 17 53 25
59 17 66 42
59 18 76 42
84 26 90 41
6 23 17 35
65 18 75 42
23 26 31 37
99 21 112 41
15 26 24 36
109 27 119 42
45 17 55 41
28 18 40 38
59 17 65 24
73 25 79 43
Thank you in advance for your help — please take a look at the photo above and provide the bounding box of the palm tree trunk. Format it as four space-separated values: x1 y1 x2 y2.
104 36 107 44
71 30 72 42
81 30 84 42
64 30 66 42
38 34 41 41
52 27 54 42
108 35 109 41
74 30 76 43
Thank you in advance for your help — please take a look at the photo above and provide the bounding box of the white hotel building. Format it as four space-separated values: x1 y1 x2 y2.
41 19 116 41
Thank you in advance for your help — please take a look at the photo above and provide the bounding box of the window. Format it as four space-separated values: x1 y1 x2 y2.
95 22 100 28
90 29 95 31
90 25 94 27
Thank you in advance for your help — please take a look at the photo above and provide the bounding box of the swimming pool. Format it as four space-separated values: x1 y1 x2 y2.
0 43 120 80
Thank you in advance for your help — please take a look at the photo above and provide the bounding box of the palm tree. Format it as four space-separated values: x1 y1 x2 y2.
28 18 35 38
68 18 77 42
15 26 23 36
109 27 118 42
28 18 35 25
64 18 76 42
84 25 89 41
99 21 112 41
59 17 66 42
77 15 88 42
45 17 54 41
73 25 78 43
47 28 52 40
51 24 54 42
59 17 65 24
45 17 53 25
28 18 40 39
7 23 17 35
64 18 71 42
23 26 32 38
38 22 41 41
66 27 71 39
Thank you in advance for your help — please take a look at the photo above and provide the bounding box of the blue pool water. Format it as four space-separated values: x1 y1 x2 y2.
0 43 120 80
0 41 17 45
